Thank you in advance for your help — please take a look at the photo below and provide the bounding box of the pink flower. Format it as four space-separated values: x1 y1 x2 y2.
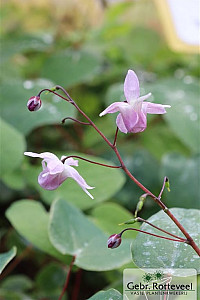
27 96 42 111
24 152 94 199
99 70 171 133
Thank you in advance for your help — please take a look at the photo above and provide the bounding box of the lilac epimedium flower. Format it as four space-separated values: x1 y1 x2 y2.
99 70 171 133
24 152 94 199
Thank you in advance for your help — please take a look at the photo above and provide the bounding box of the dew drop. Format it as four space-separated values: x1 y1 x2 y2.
190 113 198 121
143 251 150 256
183 76 193 84
184 105 194 114
23 80 34 89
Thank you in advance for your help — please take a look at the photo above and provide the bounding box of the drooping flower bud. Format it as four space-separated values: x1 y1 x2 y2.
27 96 42 111
107 234 121 249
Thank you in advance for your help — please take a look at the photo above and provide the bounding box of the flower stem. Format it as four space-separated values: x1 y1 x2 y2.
119 228 187 243
72 269 82 300
37 89 73 103
137 217 186 241
58 256 76 300
158 176 168 199
113 148 200 256
61 155 122 169
62 117 91 126
113 127 119 147
38 86 200 256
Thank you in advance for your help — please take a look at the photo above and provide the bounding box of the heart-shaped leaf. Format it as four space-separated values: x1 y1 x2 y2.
6 200 68 263
41 49 101 87
131 208 200 274
49 199 102 256
49 199 132 271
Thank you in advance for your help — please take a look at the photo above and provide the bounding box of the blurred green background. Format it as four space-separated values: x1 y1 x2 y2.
0 0 199 299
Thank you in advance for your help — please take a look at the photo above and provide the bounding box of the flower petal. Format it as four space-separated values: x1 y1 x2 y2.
130 111 147 133
138 93 152 102
120 106 139 132
143 102 171 114
24 151 64 174
62 157 79 167
124 69 140 103
116 113 128 133
99 102 128 117
64 166 94 199
24 151 57 160
38 168 67 190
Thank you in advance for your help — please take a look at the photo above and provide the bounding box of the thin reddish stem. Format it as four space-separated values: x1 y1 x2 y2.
38 87 200 256
113 127 119 147
61 155 122 169
137 217 186 241
55 85 74 102
58 256 76 300
62 117 91 126
120 228 188 243
37 89 73 103
158 176 168 199
72 269 82 300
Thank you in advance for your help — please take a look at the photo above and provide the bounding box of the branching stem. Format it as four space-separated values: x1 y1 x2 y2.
61 155 122 169
119 228 188 243
137 217 186 241
38 86 200 256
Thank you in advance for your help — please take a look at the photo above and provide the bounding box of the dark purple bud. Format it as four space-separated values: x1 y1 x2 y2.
27 96 42 111
107 234 121 249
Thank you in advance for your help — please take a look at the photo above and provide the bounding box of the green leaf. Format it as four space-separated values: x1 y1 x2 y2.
145 78 200 153
49 199 102 256
0 79 76 135
75 234 132 271
5 200 68 263
0 119 26 176
0 247 17 274
1 34 52 64
91 202 140 238
105 83 125 106
0 290 34 300
0 275 33 292
35 262 66 292
131 208 200 274
24 153 125 209
41 49 101 87
115 149 160 211
84 117 117 148
141 123 191 160
88 288 122 300
1 168 25 190
160 154 200 209
49 199 132 271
